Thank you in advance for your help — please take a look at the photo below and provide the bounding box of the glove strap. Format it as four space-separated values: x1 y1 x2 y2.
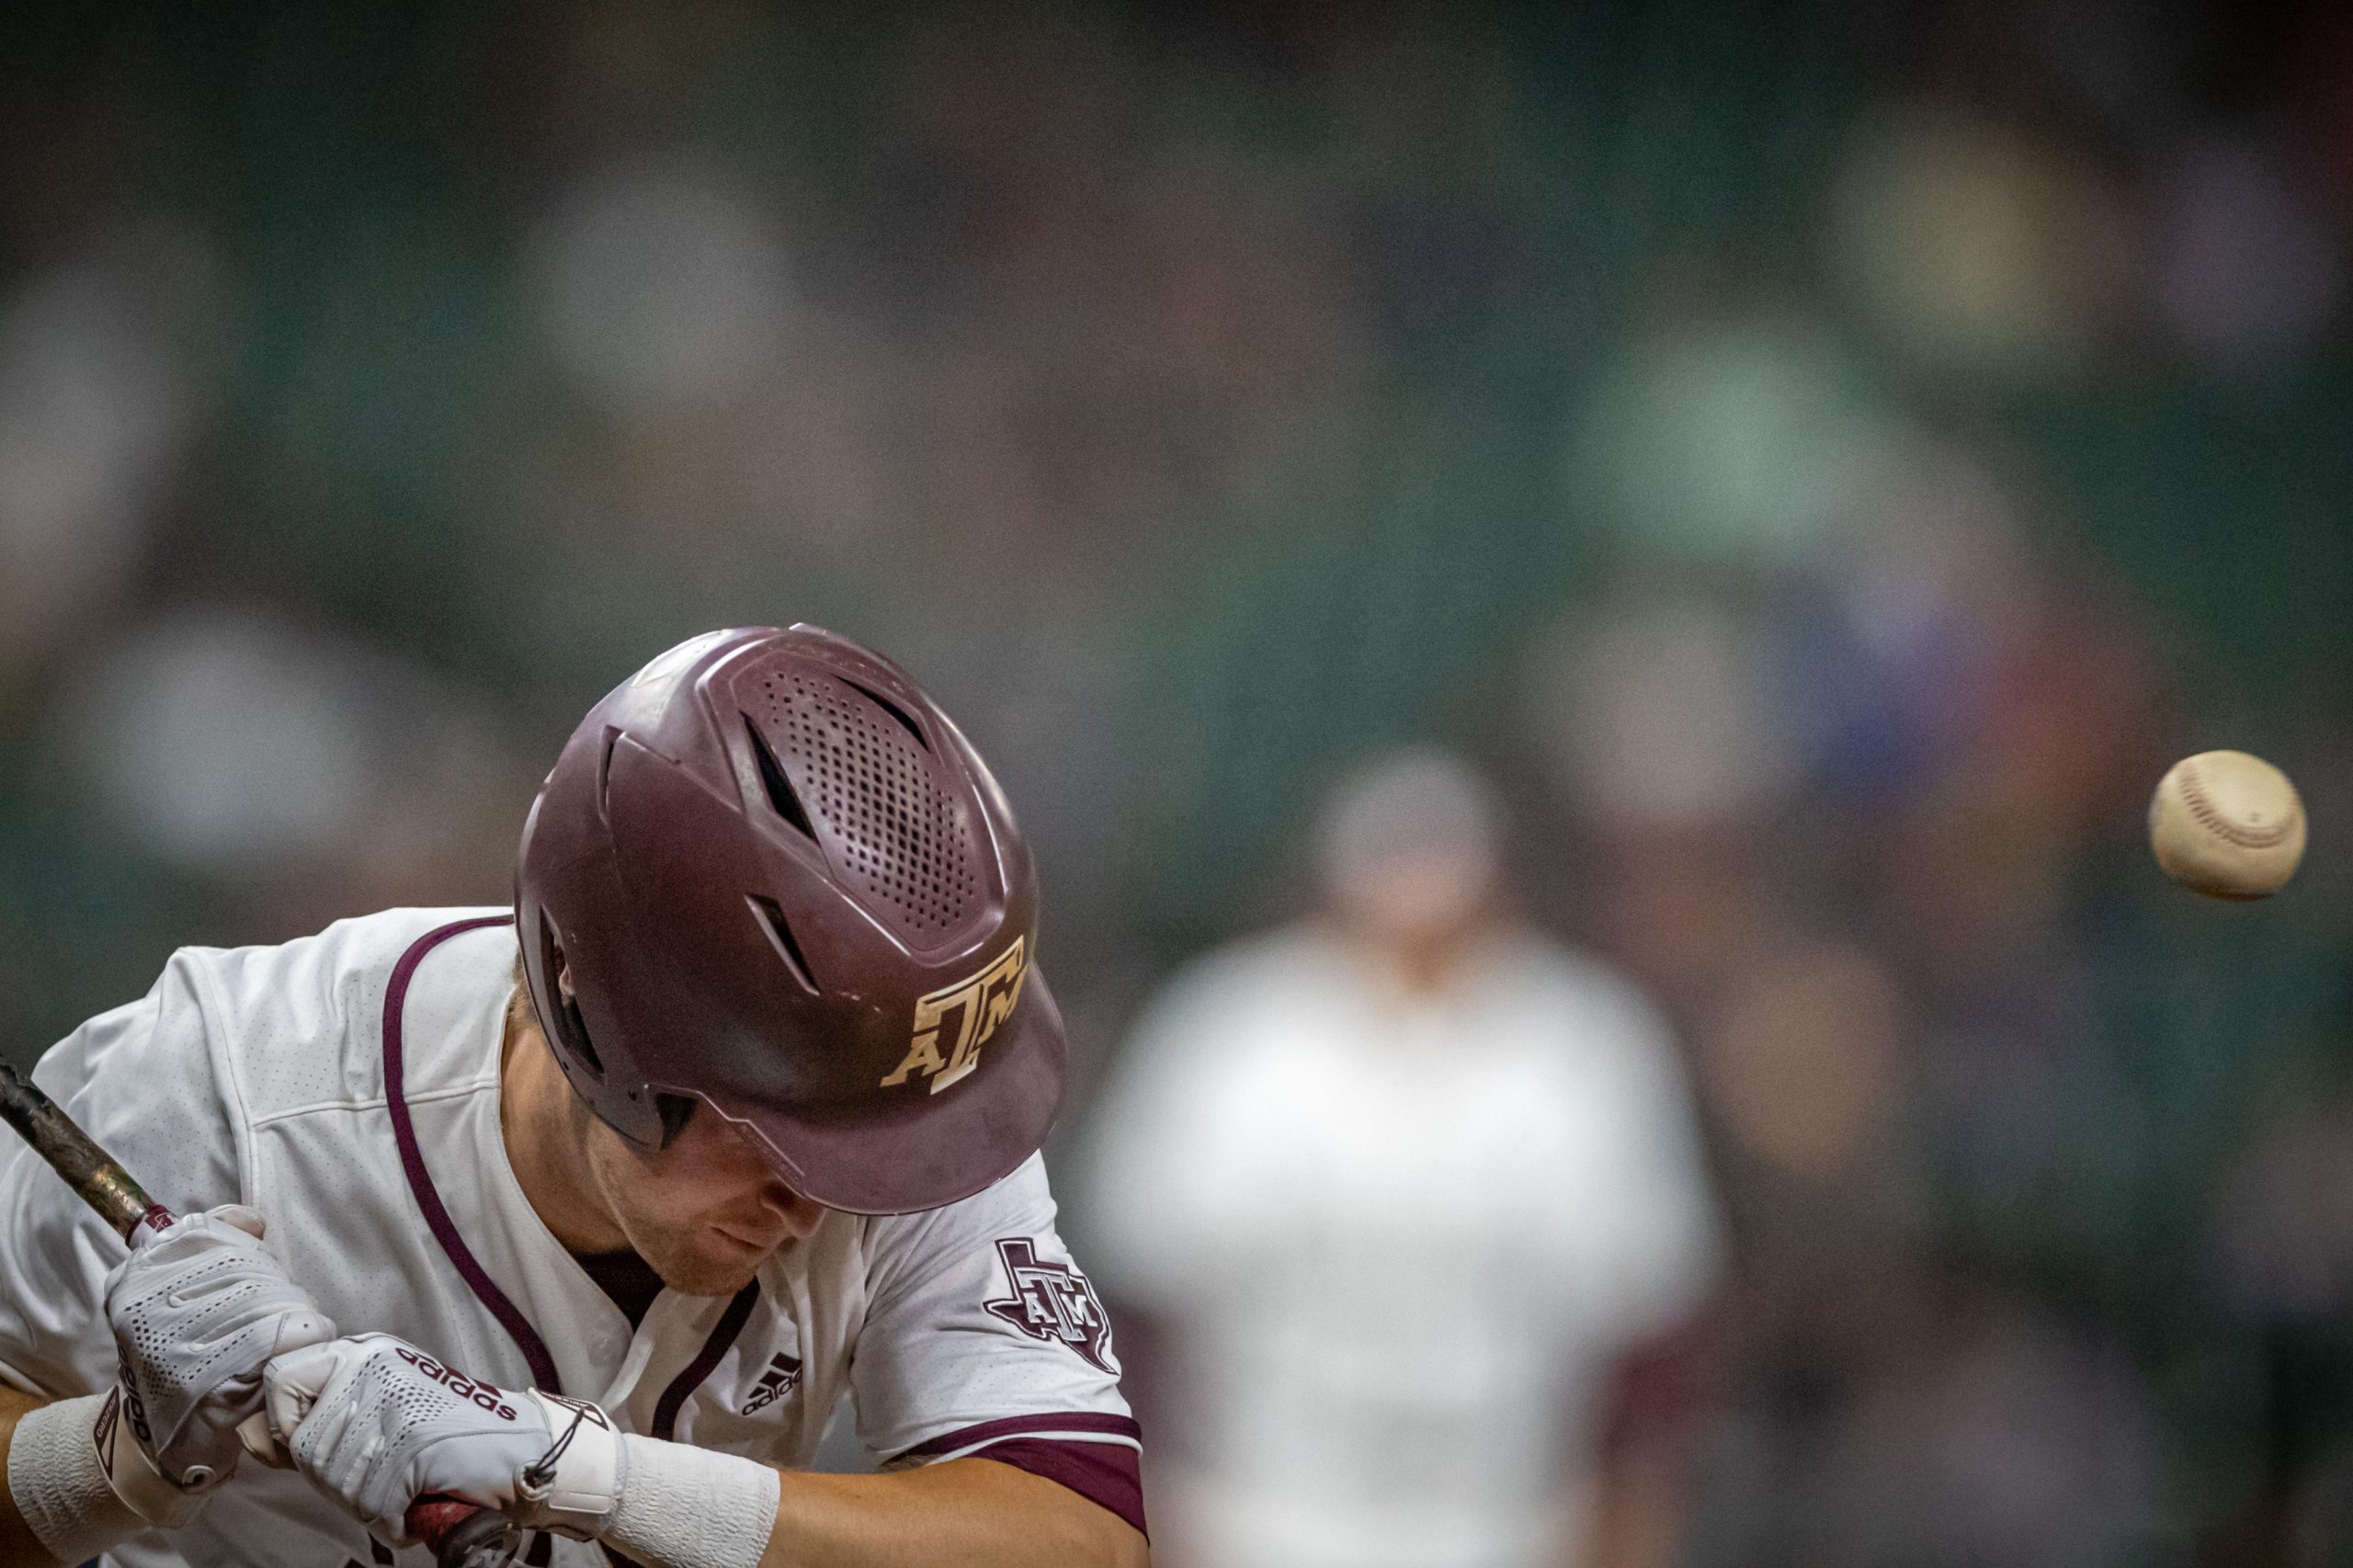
510 1390 623 1540
92 1382 210 1528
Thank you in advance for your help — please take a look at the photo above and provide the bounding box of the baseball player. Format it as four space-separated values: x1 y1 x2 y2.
0 627 1146 1568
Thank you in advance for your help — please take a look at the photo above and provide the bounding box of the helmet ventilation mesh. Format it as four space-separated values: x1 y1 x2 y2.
755 673 980 934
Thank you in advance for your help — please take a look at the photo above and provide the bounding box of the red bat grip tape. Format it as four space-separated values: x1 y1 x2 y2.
410 1495 521 1565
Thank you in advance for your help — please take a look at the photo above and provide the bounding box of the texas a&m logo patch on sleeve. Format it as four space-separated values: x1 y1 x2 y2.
983 1238 1116 1372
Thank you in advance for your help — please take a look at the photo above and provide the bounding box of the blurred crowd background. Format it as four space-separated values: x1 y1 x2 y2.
6 1 2353 1563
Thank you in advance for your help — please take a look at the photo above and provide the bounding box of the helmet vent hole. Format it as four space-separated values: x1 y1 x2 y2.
843 680 929 749
597 726 622 818
748 894 820 994
743 715 817 840
757 670 982 935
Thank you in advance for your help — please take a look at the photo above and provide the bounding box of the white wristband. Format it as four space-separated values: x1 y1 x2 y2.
601 1434 779 1568
7 1395 149 1563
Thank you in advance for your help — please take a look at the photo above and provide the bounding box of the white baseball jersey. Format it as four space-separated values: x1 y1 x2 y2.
1080 927 1717 1568
0 908 1139 1568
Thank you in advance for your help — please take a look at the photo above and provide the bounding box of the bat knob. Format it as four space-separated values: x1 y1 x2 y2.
410 1495 522 1568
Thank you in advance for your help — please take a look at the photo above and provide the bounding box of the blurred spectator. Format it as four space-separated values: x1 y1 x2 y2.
1563 310 1888 573
2211 1102 2353 1561
1769 1282 2163 1568
2150 136 2342 369
526 146 795 421
2216 1104 2353 1330
1527 586 1800 837
1686 938 2167 1565
1079 750 1721 1568
43 608 532 927
0 219 213 694
1828 104 2132 378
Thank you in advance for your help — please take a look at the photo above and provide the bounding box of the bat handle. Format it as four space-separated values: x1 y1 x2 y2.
411 1494 523 1567
139 1216 519 1565
0 1061 175 1247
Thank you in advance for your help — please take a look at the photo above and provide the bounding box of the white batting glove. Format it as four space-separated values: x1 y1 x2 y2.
265 1334 622 1543
99 1204 336 1517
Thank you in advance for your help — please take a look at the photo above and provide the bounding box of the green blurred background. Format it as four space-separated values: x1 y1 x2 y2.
5 1 2353 1561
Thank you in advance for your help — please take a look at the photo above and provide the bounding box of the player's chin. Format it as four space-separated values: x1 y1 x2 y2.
656 1229 781 1297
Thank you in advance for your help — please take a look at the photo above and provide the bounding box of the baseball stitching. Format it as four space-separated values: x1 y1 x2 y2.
2178 761 2298 849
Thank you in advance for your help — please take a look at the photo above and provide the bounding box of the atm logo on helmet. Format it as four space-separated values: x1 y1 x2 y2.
881 937 1028 1094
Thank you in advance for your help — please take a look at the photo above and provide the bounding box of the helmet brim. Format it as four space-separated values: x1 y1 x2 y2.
685 970 1068 1216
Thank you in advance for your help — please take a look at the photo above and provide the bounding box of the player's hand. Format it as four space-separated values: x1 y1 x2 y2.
102 1204 337 1497
265 1334 623 1543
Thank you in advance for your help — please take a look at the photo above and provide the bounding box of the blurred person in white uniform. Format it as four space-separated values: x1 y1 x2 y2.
1080 751 1721 1568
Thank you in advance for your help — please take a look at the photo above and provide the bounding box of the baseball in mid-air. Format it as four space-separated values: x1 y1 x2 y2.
2148 750 2307 900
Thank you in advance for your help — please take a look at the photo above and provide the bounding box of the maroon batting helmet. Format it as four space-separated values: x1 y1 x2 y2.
515 626 1064 1214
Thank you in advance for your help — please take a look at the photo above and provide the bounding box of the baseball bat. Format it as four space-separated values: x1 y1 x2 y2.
0 1060 522 1568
